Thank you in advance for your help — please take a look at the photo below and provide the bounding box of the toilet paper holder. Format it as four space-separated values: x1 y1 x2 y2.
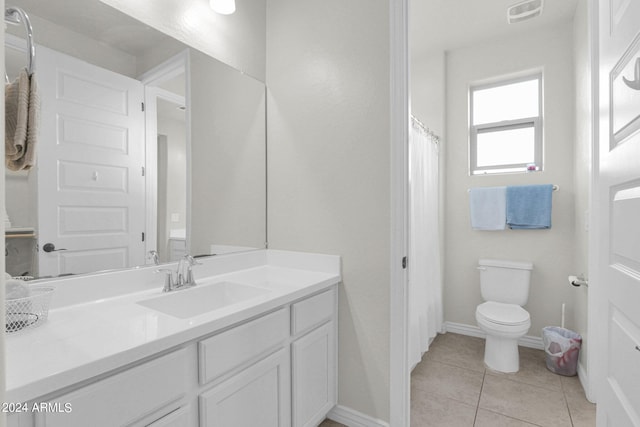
569 275 588 287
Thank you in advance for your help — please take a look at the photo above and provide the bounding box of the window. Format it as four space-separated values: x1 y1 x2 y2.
469 74 542 175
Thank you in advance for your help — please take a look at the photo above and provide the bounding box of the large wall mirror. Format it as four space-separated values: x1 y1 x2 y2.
4 0 267 280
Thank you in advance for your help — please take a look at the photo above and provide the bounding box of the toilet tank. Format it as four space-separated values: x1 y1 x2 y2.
478 259 533 305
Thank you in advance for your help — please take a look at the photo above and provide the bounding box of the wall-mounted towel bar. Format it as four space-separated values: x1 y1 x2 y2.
6 227 36 239
468 185 559 193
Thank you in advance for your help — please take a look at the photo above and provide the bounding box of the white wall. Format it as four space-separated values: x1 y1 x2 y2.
572 0 591 369
266 0 391 422
411 52 445 137
158 115 187 233
4 172 33 228
445 23 578 337
101 0 266 81
157 114 187 261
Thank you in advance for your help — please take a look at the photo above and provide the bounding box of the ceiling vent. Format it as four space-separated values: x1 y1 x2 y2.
507 0 544 24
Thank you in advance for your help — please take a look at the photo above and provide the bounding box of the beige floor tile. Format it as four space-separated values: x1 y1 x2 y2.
474 409 540 426
412 358 485 406
423 332 486 373
479 374 572 427
559 374 597 426
560 375 588 396
565 393 596 427
411 387 477 427
485 346 563 392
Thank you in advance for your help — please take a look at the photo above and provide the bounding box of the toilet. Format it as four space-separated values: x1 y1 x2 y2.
475 258 533 373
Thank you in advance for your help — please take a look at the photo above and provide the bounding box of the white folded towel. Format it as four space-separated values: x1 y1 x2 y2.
5 68 40 171
469 187 507 230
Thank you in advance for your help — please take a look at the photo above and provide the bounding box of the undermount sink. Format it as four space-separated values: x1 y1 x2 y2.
137 281 271 319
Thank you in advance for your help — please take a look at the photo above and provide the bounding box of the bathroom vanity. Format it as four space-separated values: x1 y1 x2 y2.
5 250 340 427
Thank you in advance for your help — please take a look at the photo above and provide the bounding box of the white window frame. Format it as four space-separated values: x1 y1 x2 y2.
469 73 543 175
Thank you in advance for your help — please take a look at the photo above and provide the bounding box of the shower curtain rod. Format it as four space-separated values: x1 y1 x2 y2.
411 114 440 143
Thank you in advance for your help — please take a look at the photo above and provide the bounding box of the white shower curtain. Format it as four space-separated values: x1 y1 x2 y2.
408 117 443 370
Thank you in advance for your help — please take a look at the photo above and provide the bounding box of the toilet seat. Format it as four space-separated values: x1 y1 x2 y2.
476 301 530 326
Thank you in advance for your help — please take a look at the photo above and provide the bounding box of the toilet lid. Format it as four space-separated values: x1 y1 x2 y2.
477 301 530 326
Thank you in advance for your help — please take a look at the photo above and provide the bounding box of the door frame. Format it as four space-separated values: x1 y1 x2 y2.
585 0 600 404
139 50 191 263
389 0 410 425
1 0 6 412
391 0 603 423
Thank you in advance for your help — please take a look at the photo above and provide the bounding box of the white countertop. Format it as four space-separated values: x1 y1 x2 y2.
6 250 341 403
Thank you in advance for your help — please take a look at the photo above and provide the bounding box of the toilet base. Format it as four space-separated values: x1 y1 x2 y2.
483 334 521 373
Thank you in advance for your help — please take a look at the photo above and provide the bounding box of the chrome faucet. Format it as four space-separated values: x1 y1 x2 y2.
148 250 160 265
157 254 201 292
177 254 200 288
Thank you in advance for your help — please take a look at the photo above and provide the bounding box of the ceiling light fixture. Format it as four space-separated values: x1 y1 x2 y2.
507 0 544 24
210 0 236 15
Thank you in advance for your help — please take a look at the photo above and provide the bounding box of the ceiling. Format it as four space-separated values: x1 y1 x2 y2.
410 0 580 57
12 0 581 68
7 0 176 56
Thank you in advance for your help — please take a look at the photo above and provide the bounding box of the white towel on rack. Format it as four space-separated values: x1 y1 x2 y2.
469 187 506 230
5 68 40 171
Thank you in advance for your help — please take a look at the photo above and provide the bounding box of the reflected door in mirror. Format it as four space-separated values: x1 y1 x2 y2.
37 46 146 277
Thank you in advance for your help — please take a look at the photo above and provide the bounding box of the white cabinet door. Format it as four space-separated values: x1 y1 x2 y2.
291 322 336 427
199 349 290 427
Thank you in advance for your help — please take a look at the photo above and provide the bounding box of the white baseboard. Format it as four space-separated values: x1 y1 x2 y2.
443 321 544 350
327 405 390 427
577 362 596 403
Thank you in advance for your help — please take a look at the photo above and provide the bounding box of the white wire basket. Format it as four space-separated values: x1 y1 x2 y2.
6 286 54 334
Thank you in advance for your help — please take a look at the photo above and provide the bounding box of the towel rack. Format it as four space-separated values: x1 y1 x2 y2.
4 6 35 76
468 185 559 192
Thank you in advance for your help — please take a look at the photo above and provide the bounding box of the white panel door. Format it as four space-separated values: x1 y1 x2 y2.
597 0 640 424
36 46 145 277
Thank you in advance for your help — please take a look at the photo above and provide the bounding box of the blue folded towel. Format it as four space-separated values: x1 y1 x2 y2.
469 187 506 230
506 184 553 229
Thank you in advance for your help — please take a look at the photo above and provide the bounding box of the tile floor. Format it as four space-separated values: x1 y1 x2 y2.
320 332 596 427
411 333 596 426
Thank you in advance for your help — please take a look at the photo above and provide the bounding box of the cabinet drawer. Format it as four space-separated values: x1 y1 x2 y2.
199 308 289 385
291 288 335 335
36 348 189 427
